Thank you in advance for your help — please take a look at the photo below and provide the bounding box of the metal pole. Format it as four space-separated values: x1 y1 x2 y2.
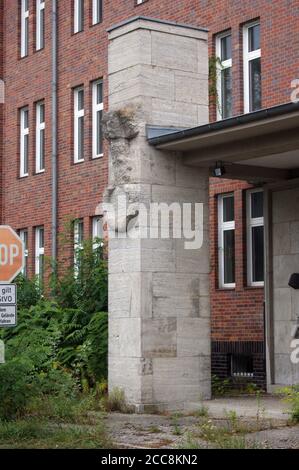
51 0 58 273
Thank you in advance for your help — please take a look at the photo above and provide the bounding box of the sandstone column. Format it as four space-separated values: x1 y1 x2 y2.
104 17 210 411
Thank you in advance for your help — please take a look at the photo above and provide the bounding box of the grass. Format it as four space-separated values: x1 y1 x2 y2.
0 419 111 449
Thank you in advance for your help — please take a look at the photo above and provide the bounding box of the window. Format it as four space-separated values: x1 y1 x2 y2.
92 216 103 249
216 32 232 119
36 101 45 173
35 226 44 282
20 0 29 57
20 107 29 177
231 354 253 378
74 86 84 163
74 219 84 275
92 80 103 158
19 229 28 277
247 189 264 286
92 0 102 25
243 21 261 113
218 194 235 288
74 0 84 33
36 0 45 50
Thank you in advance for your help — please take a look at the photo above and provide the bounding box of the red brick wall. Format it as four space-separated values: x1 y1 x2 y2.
0 0 3 224
1 1 297 343
209 178 265 342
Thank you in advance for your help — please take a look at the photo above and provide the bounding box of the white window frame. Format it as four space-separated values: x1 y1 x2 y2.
92 0 102 25
21 0 29 58
35 226 44 279
218 193 235 289
36 0 45 51
19 229 28 277
246 188 264 287
20 106 29 177
92 79 103 159
243 21 261 113
74 0 84 33
74 219 84 276
74 86 84 163
92 216 104 249
36 101 45 173
216 31 232 120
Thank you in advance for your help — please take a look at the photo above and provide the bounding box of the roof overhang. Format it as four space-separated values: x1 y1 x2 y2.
148 102 299 183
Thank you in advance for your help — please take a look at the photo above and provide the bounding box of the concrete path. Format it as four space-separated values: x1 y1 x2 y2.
185 396 290 421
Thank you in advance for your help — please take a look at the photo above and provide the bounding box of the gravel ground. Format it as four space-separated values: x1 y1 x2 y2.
105 412 299 449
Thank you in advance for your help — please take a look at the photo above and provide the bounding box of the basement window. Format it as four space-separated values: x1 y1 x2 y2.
216 31 232 120
218 193 235 288
231 354 254 378
247 189 264 286
243 21 261 113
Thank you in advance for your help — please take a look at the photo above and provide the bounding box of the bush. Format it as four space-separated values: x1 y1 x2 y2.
278 385 299 422
0 359 36 420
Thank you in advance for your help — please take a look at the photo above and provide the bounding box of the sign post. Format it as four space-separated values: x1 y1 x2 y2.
0 226 25 362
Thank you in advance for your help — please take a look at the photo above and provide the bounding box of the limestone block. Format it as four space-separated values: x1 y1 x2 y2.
177 317 211 357
109 317 142 357
273 254 299 288
199 295 210 318
274 354 293 385
197 105 209 125
175 162 209 189
274 320 297 354
291 290 299 318
175 236 209 274
151 97 199 128
290 221 299 254
109 64 175 104
272 188 299 223
142 318 177 358
273 222 291 256
109 357 142 403
197 40 209 76
108 272 152 318
108 29 152 75
152 31 199 73
175 71 208 105
273 288 292 321
152 356 210 402
199 273 210 297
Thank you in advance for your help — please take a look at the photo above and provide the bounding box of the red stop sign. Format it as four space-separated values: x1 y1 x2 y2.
0 226 25 282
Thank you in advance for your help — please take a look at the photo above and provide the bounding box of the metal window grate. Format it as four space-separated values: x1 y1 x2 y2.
231 354 254 378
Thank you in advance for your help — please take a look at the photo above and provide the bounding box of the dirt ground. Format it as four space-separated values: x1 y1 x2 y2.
105 412 299 449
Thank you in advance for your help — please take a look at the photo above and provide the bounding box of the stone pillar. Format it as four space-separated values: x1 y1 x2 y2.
105 17 210 411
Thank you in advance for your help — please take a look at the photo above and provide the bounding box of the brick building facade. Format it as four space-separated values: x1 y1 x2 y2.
0 1 298 392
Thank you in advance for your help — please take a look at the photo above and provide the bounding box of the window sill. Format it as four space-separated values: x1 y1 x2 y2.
73 159 85 165
35 169 45 175
92 153 103 160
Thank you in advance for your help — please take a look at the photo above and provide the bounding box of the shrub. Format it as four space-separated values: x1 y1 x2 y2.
105 388 130 413
0 359 36 420
278 385 299 422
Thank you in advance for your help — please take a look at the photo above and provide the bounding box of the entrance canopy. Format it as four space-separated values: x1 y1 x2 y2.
148 102 299 184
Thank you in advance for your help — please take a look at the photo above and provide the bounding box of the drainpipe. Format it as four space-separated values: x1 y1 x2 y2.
51 0 58 275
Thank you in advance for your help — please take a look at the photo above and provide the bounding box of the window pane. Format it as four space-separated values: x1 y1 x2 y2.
78 116 84 159
221 67 232 119
97 110 103 155
252 225 264 282
249 57 261 112
40 128 45 170
24 134 29 174
77 89 84 110
39 103 45 123
221 35 232 61
78 0 84 31
39 229 44 249
248 24 260 52
223 196 234 222
24 109 29 128
224 229 235 284
97 82 103 104
251 191 263 218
